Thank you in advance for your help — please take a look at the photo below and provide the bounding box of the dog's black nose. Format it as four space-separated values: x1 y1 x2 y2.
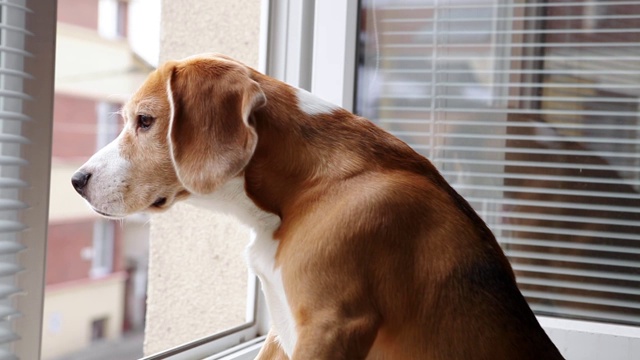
71 171 91 195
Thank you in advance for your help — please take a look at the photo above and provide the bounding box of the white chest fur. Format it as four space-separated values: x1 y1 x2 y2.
186 178 297 356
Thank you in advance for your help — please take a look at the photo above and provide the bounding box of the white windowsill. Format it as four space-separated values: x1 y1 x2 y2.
538 316 640 339
191 317 640 359
202 336 265 360
155 316 640 359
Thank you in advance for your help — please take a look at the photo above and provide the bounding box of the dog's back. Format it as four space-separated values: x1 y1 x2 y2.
245 71 564 359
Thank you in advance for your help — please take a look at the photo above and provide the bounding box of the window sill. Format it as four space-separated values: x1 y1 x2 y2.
152 316 640 359
203 336 265 360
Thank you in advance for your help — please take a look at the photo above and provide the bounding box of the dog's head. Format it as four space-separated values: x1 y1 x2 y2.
71 54 266 218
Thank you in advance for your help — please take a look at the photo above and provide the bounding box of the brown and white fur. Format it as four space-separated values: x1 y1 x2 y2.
72 53 564 360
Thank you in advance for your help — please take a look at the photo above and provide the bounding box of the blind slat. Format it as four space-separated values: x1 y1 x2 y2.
384 69 640 76
0 329 19 345
523 290 640 311
0 23 31 36
444 159 640 175
0 220 27 234
0 264 22 278
518 277 640 297
384 81 640 89
501 238 640 256
0 45 31 57
0 134 28 143
384 28 640 36
0 200 27 211
441 171 640 188
0 112 29 122
456 185 640 203
384 42 640 48
380 1 640 10
0 241 25 255
513 263 640 283
381 95 640 104
0 68 32 79
506 250 640 268
381 106 640 118
0 306 20 320
435 145 640 160
482 211 639 229
0 1 31 12
383 14 640 23
0 285 21 300
0 178 28 189
432 120 640 131
0 349 18 360
0 156 27 166
465 197 640 215
382 55 640 62
498 224 640 242
0 89 30 100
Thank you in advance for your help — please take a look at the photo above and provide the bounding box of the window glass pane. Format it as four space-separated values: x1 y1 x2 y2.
357 0 640 326
43 1 253 359
44 5 149 352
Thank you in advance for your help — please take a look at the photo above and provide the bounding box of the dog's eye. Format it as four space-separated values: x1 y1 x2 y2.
137 114 155 131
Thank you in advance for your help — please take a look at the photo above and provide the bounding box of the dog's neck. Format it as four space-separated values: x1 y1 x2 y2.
243 73 373 218
242 71 496 246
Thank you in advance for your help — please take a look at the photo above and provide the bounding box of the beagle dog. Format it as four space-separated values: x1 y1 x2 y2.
72 54 564 360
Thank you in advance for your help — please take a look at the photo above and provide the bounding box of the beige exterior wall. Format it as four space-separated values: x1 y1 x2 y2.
41 275 126 359
144 0 262 355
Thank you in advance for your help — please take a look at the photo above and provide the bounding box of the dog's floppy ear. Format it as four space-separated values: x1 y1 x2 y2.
166 59 266 194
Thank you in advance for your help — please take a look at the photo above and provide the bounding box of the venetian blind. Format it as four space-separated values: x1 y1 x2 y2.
0 1 55 359
357 0 640 326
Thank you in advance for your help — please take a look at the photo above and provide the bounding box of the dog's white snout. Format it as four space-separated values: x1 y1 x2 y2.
71 136 132 217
